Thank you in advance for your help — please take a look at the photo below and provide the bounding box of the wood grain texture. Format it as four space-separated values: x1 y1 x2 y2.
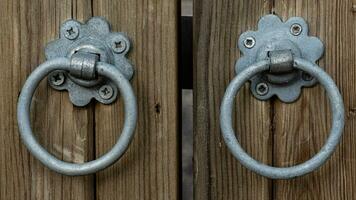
0 0 94 199
193 0 274 199
194 0 356 199
1 0 179 200
93 0 179 200
272 0 356 199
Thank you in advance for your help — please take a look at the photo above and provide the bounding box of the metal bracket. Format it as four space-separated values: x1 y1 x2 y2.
45 17 134 106
236 14 324 102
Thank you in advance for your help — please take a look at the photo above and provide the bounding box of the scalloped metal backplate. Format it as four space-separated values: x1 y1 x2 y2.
45 17 134 106
236 14 324 103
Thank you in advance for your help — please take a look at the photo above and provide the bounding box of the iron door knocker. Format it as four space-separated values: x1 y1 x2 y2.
17 17 137 176
220 15 345 179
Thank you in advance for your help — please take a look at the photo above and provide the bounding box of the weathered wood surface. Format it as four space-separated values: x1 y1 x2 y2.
93 0 179 199
0 1 94 200
194 0 273 199
194 0 356 199
0 0 179 200
273 0 356 199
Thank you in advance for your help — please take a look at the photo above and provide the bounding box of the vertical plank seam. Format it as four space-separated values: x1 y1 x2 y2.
270 1 276 200
176 0 183 199
88 0 97 199
193 0 213 198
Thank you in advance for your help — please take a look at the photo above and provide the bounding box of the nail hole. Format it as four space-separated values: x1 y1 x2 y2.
155 103 161 114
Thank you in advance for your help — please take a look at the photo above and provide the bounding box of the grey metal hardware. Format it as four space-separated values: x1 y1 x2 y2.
220 15 345 179
17 17 137 176
236 14 325 103
46 17 134 106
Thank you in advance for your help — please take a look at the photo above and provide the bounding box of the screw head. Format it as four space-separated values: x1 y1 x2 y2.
244 37 256 49
49 72 65 86
302 72 313 81
256 82 269 96
110 36 127 53
99 85 114 100
290 23 302 36
63 23 79 40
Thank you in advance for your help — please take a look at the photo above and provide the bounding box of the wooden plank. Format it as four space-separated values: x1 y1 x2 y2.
0 0 95 199
193 0 274 199
272 0 356 199
92 0 179 199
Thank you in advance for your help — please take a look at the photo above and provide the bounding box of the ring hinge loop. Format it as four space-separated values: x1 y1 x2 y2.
221 15 344 179
268 50 294 74
69 51 99 80
17 58 137 176
220 57 344 179
17 16 138 176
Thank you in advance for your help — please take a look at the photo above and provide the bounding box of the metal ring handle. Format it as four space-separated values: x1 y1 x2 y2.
17 57 137 176
220 57 345 179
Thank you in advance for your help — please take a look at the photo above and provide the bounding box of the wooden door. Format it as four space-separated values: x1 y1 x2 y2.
194 0 356 199
0 0 179 199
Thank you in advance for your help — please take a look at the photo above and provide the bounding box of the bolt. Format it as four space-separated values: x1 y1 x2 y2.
290 23 302 36
302 72 313 81
256 82 269 96
49 72 65 86
244 37 256 49
111 37 127 53
353 4 356 12
64 24 79 40
99 85 114 100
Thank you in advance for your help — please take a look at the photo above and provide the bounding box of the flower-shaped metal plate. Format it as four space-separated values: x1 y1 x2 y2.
45 17 134 106
236 14 324 102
